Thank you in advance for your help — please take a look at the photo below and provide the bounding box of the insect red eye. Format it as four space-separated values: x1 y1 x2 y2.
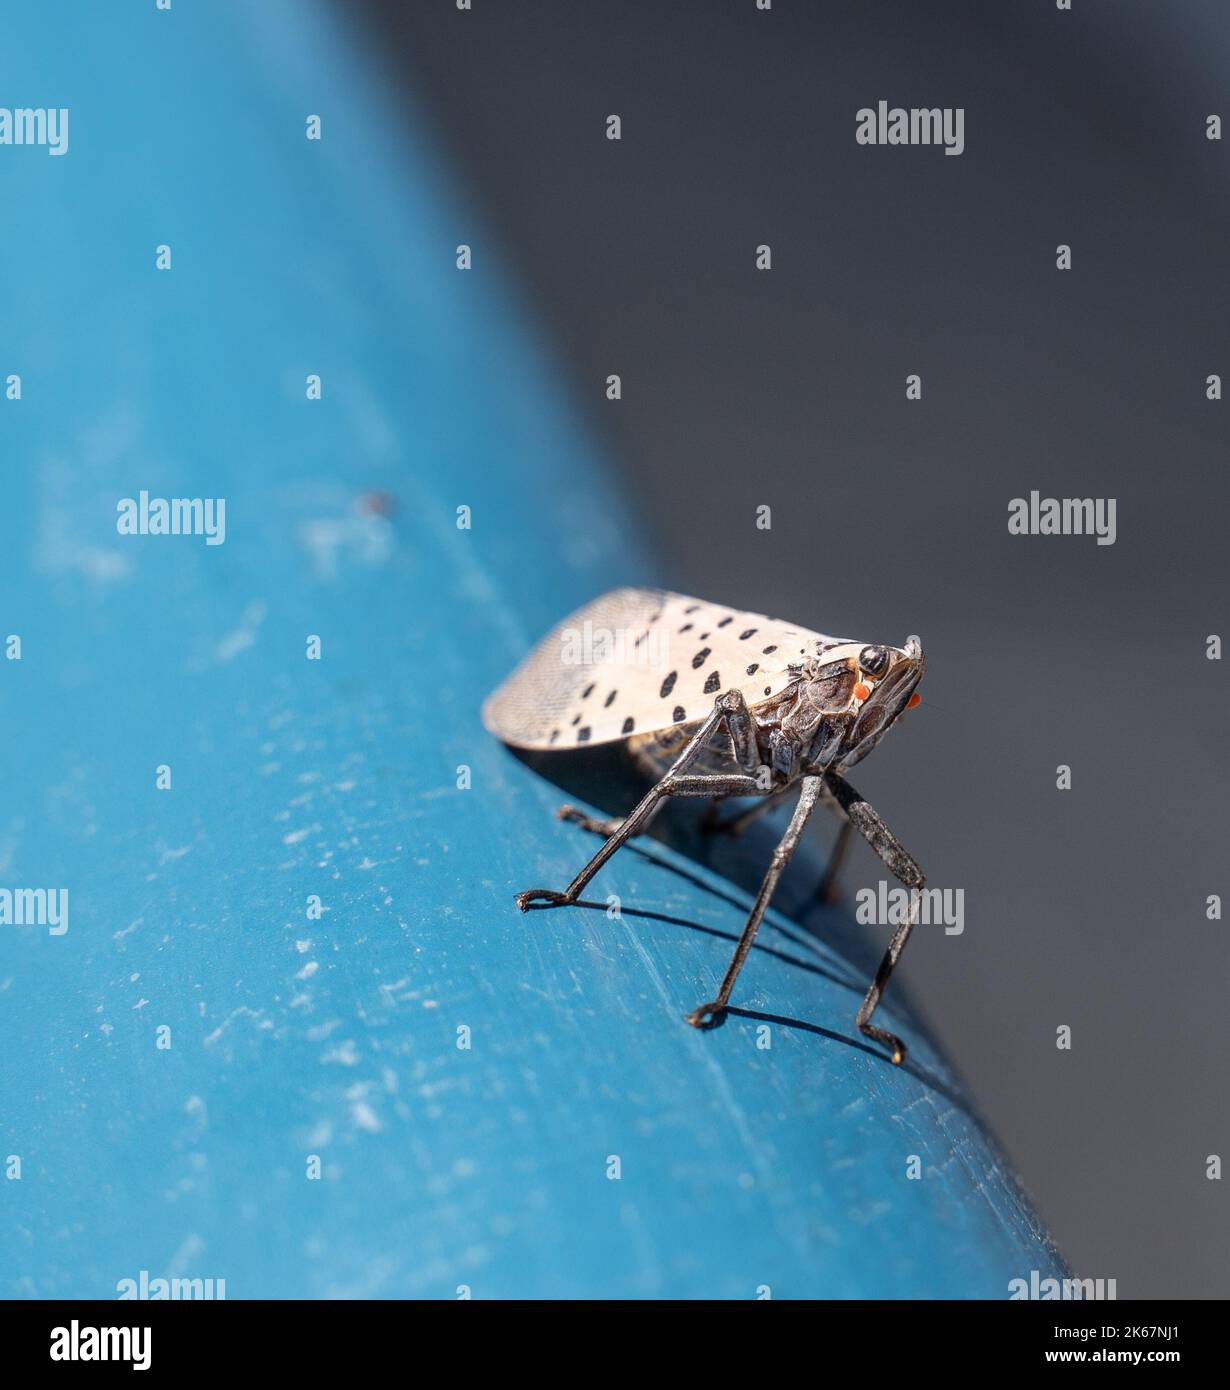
853 682 871 702
907 692 922 709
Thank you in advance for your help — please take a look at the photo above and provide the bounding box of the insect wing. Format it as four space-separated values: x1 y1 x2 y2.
482 587 670 749
483 588 854 750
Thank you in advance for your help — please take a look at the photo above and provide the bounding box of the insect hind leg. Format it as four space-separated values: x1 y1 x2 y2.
516 691 762 911
556 801 663 839
702 784 792 838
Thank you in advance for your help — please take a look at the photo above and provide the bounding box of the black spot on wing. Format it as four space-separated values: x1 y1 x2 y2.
549 729 560 744
691 647 711 669
679 622 693 633
684 604 701 614
621 716 635 735
703 671 721 695
604 689 617 707
739 629 757 640
571 714 581 726
746 663 758 675
581 683 595 699
577 726 591 743
717 616 733 627
672 705 686 722
660 671 677 698
763 645 777 654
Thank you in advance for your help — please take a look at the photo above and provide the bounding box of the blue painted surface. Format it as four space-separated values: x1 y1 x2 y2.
0 1 1064 1297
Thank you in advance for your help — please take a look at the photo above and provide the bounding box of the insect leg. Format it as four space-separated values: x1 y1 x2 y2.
516 691 761 911
721 689 761 773
823 771 925 1065
686 774 824 1027
556 803 661 839
702 784 792 837
698 693 770 832
814 819 853 902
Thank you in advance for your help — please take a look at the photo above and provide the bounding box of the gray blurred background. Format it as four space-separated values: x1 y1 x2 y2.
351 0 1228 1296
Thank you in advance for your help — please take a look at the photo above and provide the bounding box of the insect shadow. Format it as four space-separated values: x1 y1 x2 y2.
528 890 967 1106
509 743 958 1086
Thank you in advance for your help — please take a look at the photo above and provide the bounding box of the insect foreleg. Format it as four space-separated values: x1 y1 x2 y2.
686 774 823 1027
823 771 925 1064
722 690 760 773
516 691 762 911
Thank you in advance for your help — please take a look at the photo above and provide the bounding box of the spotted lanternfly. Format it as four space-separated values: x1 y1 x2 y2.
482 587 927 1064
